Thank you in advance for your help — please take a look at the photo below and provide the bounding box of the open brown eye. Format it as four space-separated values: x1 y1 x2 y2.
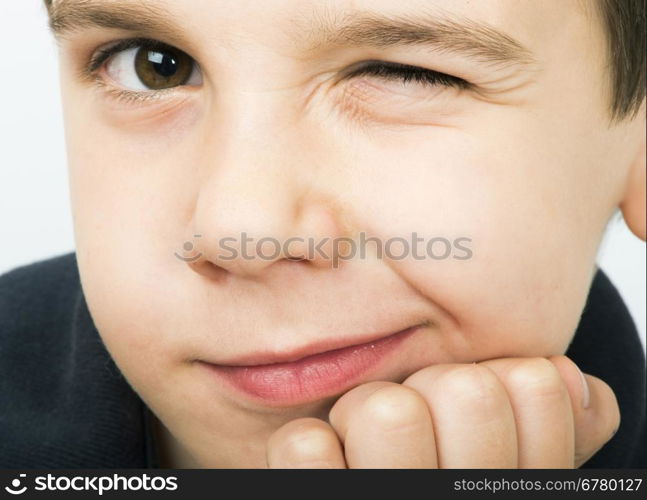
134 46 195 90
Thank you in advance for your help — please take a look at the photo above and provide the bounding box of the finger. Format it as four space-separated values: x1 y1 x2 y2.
480 357 574 468
404 363 518 468
329 382 438 468
266 418 346 468
548 356 620 467
328 381 393 437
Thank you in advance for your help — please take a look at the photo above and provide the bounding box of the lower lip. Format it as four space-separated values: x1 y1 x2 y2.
202 327 418 406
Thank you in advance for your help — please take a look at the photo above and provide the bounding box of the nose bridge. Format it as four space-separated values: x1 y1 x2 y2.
196 96 299 240
189 89 343 276
204 85 308 217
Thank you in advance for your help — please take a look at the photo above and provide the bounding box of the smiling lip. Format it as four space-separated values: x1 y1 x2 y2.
200 325 421 406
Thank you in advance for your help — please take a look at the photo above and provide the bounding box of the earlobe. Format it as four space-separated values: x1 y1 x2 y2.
619 111 646 241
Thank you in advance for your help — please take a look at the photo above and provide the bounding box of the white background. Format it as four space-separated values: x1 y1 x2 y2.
1 1 645 351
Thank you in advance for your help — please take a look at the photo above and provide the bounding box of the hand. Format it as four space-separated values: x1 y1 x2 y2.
266 356 620 468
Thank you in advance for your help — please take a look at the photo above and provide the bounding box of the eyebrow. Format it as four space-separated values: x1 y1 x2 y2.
48 0 180 41
48 0 535 68
298 8 535 68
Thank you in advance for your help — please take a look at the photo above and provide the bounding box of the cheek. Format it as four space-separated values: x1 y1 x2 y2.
337 124 602 358
62 88 207 380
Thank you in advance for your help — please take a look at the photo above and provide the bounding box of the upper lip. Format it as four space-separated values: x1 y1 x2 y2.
205 324 423 367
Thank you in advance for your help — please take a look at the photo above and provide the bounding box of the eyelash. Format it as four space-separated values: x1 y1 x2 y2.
87 37 181 104
344 60 470 90
86 38 470 104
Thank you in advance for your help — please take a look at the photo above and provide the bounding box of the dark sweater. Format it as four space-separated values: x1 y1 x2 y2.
0 253 645 468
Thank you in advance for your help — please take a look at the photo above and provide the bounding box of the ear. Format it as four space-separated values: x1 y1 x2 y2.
619 107 646 241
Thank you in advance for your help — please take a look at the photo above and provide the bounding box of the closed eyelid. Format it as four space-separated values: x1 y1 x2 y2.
342 61 471 89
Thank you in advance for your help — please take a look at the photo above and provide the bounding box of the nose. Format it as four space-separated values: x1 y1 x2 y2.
186 97 348 279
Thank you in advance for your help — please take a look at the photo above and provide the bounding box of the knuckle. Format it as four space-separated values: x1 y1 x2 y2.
505 357 566 401
436 364 504 407
358 385 429 433
272 419 334 461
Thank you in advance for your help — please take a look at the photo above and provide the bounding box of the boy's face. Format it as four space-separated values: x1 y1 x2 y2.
55 0 644 466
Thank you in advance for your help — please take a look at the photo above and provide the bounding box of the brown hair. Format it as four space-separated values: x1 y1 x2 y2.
44 0 645 120
597 0 646 119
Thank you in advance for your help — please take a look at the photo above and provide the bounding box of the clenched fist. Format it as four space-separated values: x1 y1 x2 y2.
266 356 620 468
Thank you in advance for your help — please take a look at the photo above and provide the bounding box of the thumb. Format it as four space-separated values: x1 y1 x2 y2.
548 355 621 468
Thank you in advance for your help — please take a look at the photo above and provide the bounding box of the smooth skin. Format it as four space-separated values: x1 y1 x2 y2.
51 0 646 468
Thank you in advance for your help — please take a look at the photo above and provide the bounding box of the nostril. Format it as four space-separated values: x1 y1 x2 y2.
188 258 230 282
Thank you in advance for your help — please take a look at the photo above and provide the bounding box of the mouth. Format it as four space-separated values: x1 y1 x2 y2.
198 324 423 406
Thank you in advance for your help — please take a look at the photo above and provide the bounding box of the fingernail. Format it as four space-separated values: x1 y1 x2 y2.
576 365 590 409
